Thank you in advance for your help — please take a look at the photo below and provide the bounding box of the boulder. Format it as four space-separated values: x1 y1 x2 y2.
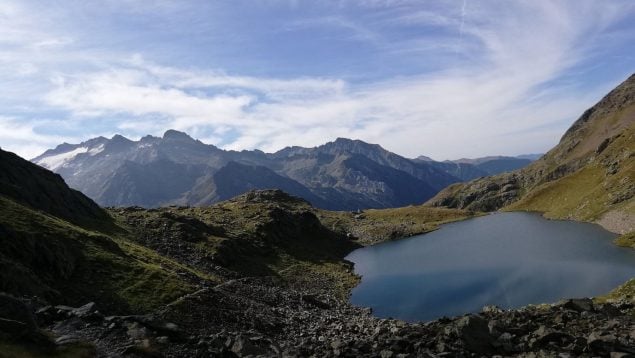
454 315 494 354
531 326 574 348
72 302 97 317
587 331 616 353
231 335 268 356
562 298 594 312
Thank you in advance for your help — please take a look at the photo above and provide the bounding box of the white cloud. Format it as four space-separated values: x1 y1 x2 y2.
0 117 78 160
1 0 634 161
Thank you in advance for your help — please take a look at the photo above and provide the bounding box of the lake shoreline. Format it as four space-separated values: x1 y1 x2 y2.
345 211 633 322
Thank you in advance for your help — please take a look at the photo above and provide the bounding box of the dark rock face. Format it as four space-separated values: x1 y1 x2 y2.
429 172 523 211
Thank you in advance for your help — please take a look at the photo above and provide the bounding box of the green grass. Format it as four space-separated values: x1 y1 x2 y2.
317 205 476 245
0 340 95 358
614 231 635 248
596 277 635 303
508 165 608 220
508 124 634 225
0 195 199 314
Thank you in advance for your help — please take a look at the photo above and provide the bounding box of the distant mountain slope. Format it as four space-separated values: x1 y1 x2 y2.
474 157 532 175
33 134 461 210
415 155 536 181
428 73 635 233
182 161 328 207
424 160 490 181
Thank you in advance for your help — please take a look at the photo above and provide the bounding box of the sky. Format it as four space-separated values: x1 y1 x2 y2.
1 0 634 161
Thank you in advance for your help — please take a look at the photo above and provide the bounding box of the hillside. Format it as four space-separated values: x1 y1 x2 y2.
427 73 635 234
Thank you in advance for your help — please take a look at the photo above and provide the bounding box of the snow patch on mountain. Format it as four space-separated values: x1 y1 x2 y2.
35 144 104 170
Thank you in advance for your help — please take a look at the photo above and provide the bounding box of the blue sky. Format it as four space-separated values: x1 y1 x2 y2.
1 0 634 160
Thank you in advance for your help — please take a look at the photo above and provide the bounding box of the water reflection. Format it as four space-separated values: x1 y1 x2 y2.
346 212 635 322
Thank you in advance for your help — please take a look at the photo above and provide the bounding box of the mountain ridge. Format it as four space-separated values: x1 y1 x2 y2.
32 133 536 210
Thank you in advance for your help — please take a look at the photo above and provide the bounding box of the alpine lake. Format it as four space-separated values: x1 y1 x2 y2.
346 212 635 322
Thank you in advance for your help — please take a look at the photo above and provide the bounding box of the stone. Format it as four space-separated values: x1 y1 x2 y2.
72 302 97 317
483 305 503 314
530 325 574 348
493 332 515 352
380 350 394 358
55 334 82 345
127 322 151 340
231 336 268 356
454 315 494 354
563 298 594 312
599 304 623 317
611 353 635 358
588 331 616 353
302 294 331 309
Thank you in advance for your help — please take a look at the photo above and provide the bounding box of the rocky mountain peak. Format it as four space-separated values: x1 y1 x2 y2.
106 134 135 152
163 129 195 142
111 134 132 143
140 134 159 142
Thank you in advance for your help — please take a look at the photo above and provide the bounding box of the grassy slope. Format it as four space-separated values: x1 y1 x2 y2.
317 205 476 246
0 341 96 358
507 123 634 239
0 195 198 313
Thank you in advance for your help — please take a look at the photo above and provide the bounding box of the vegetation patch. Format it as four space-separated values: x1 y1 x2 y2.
0 195 197 314
317 205 476 245
508 165 608 221
0 340 95 358
614 231 635 248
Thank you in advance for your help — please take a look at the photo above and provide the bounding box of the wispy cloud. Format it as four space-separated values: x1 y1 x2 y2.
0 0 634 160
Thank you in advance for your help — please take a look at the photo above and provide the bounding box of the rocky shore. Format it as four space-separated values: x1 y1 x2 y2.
5 280 635 357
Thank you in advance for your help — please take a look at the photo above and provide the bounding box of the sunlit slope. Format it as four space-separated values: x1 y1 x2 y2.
428 73 635 233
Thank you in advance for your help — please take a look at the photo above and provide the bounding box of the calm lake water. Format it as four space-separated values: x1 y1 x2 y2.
345 212 635 322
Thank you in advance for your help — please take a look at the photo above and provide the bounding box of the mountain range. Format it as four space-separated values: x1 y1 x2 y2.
32 133 536 210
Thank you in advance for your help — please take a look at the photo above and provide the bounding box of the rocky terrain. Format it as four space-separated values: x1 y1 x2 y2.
8 280 635 358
